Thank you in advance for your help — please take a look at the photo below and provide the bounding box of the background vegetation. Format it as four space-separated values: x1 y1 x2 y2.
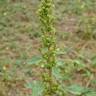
0 0 96 96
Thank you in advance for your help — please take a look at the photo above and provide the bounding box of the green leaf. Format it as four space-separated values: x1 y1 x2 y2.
67 84 88 95
27 55 42 65
56 60 65 67
52 67 63 81
85 92 96 96
25 81 44 96
15 59 22 65
73 59 86 70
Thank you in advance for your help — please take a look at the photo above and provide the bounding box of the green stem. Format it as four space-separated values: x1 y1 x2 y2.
38 0 57 95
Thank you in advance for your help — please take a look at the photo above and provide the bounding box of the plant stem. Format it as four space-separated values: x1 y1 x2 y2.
38 0 57 95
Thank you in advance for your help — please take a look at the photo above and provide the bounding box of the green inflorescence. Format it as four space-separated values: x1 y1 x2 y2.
38 0 58 95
